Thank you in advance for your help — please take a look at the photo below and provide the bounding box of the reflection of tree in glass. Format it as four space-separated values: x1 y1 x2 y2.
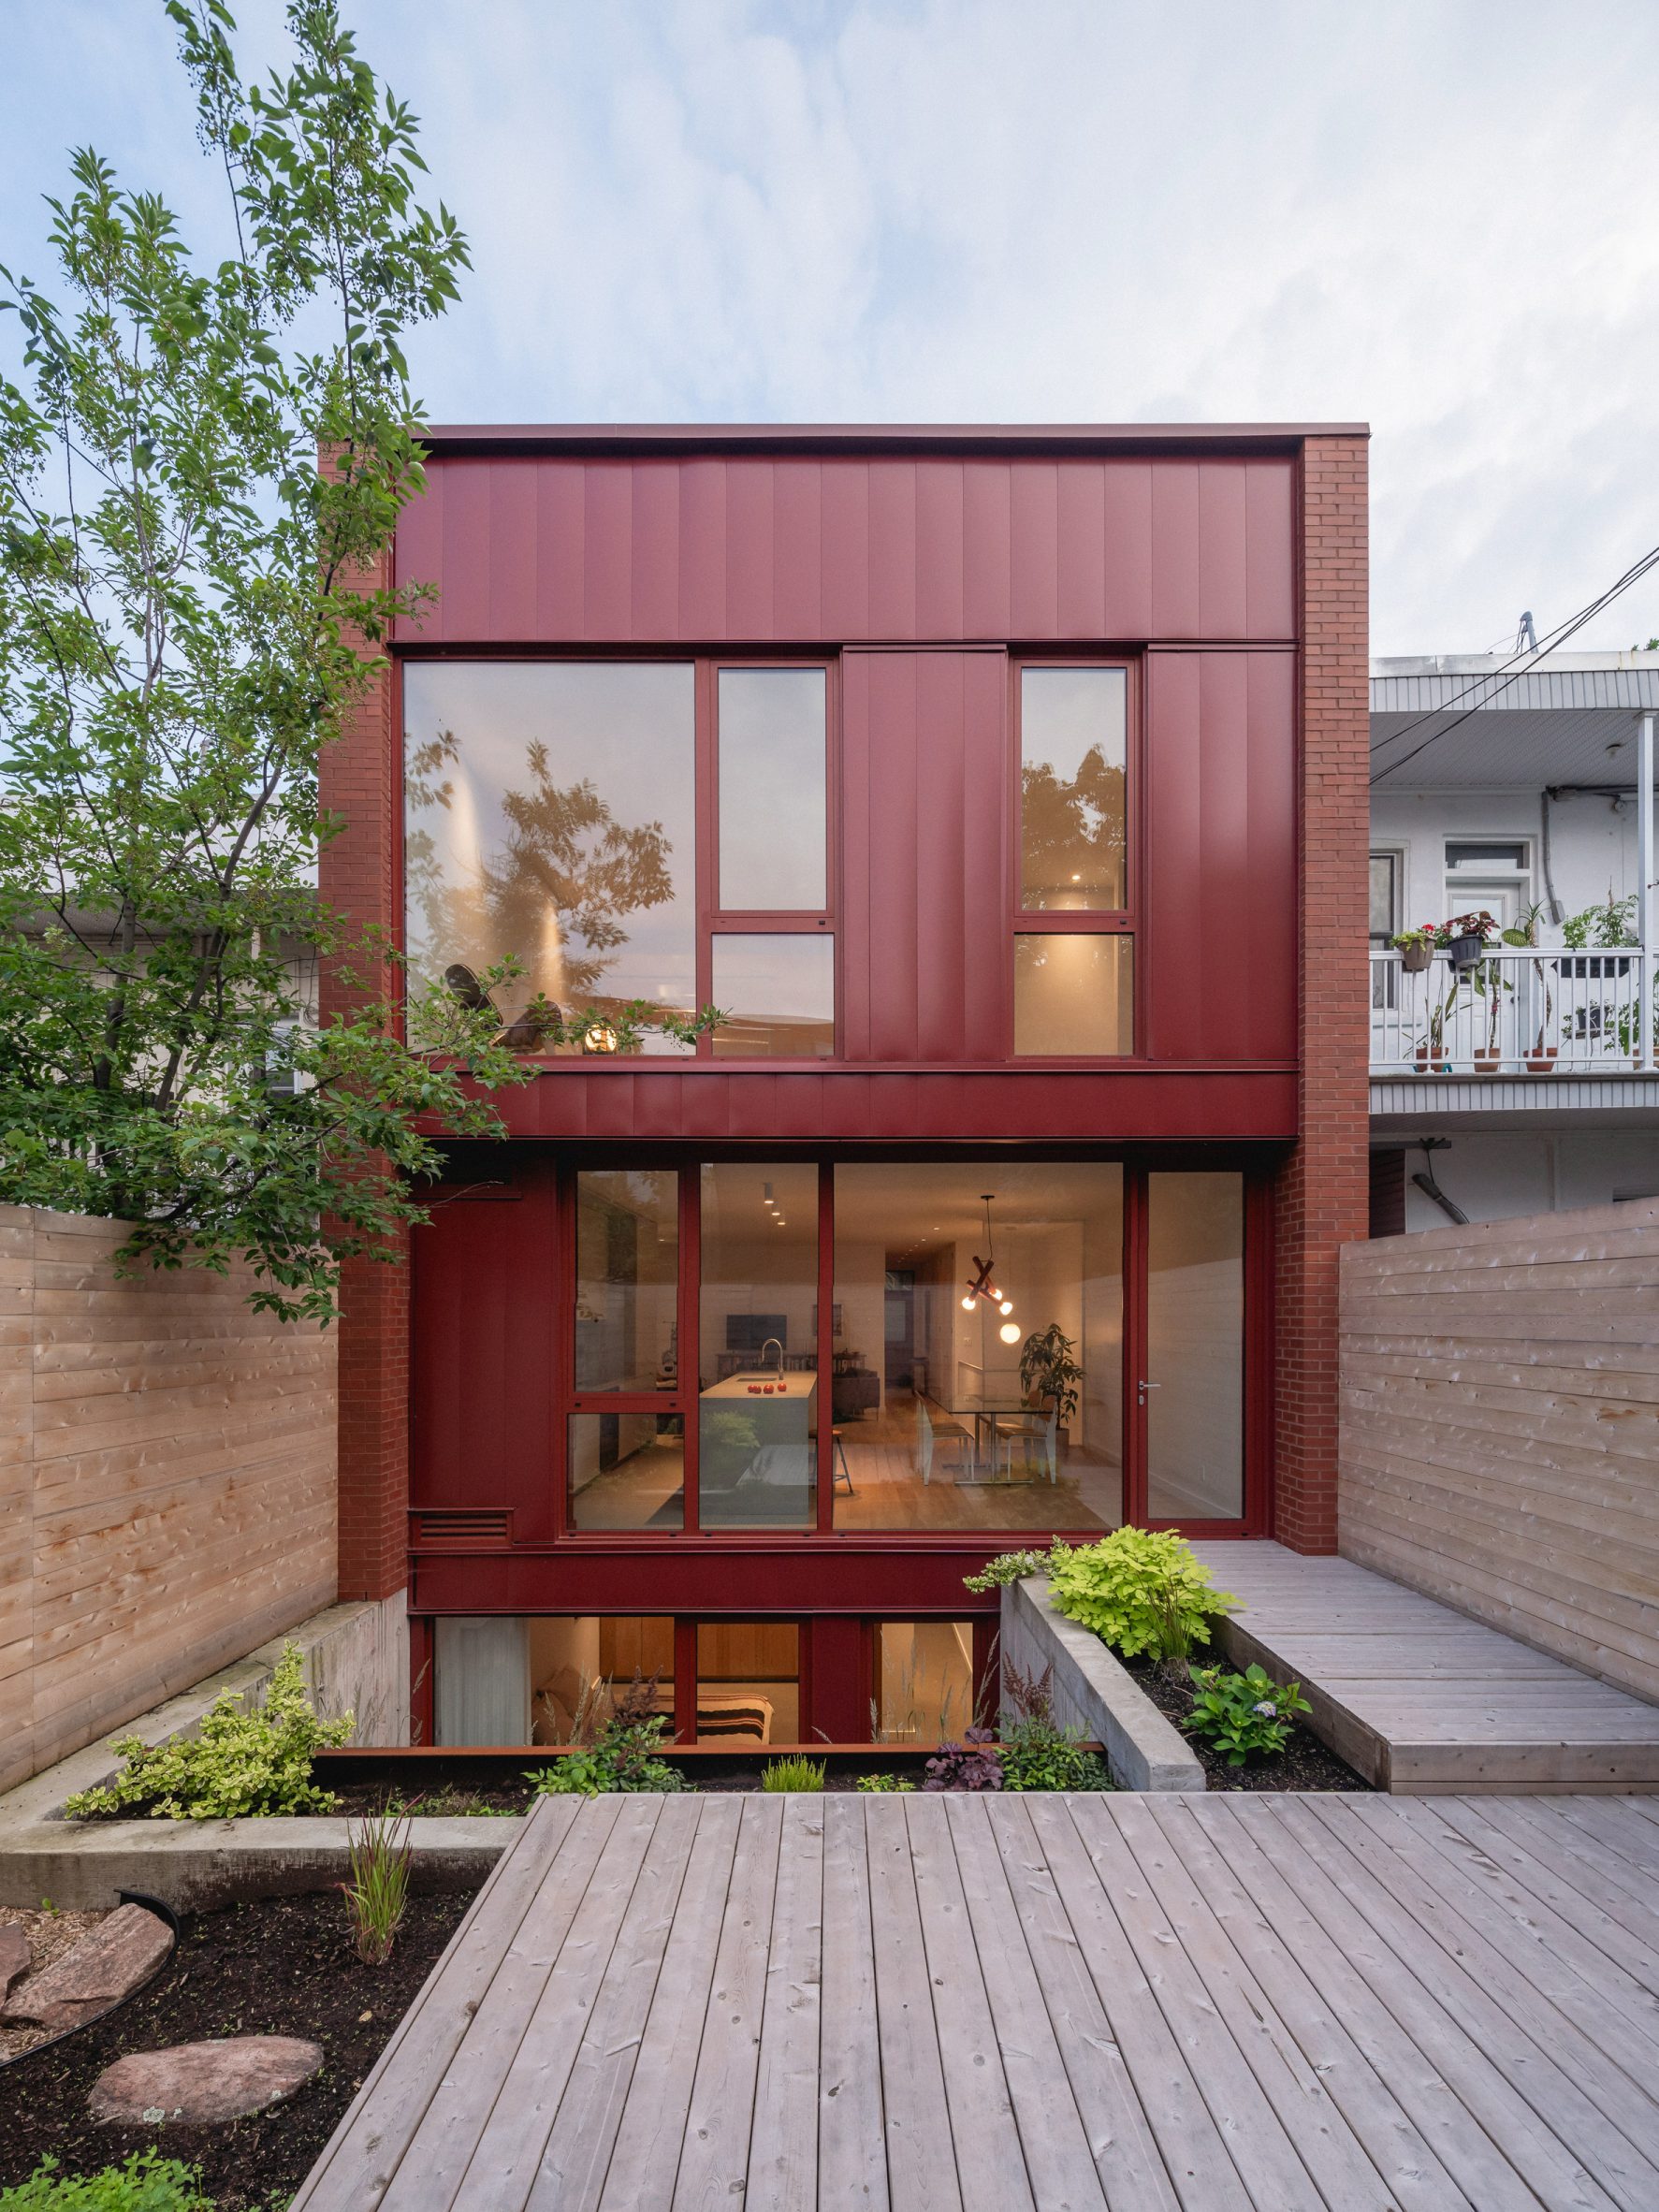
406 729 677 1000
1022 749 1126 905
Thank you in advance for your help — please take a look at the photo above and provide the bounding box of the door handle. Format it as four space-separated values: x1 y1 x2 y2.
1137 1380 1160 1406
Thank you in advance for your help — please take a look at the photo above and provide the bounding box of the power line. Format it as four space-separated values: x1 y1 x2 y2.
1369 540 1659 785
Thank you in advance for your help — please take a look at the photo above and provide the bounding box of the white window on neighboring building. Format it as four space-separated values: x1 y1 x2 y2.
1370 850 1402 1010
1444 839 1531 931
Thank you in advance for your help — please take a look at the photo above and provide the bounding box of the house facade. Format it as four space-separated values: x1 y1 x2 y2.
1369 653 1659 1232
322 424 1369 1748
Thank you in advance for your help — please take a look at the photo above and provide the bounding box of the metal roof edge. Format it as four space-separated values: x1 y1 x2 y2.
414 420 1370 458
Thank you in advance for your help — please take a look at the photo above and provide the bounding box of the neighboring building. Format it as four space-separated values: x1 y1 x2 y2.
1369 653 1659 1233
322 423 1369 1748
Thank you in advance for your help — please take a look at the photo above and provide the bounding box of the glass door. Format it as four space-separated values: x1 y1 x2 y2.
1128 1170 1253 1532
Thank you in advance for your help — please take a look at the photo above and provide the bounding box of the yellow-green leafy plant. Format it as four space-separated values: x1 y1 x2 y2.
0 2152 215 2209
855 1773 916 1794
64 1644 350 1821
1045 1530 1237 1662
761 1754 826 1793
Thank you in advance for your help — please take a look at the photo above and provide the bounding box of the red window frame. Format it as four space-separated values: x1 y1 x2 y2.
1007 654 1142 1062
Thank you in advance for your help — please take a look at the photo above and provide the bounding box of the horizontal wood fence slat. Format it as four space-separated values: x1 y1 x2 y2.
1340 1200 1659 1703
0 1205 337 1791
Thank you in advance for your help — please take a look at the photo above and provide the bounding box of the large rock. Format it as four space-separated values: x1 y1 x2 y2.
0 1903 171 2030
0 1924 30 2001
90 2036 323 2125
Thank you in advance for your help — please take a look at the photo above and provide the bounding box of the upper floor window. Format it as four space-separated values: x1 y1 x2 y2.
403 660 833 1057
1012 663 1133 1055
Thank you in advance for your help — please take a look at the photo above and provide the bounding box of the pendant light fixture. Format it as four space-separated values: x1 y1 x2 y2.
961 1194 1015 1320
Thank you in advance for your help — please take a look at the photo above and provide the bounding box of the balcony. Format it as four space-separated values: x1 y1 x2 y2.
1369 946 1659 1122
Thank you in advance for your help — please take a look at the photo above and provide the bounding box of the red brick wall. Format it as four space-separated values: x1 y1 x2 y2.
1272 435 1371 1552
321 539 409 1603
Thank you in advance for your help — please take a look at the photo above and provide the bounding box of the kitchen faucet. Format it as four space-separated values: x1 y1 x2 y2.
760 1336 785 1375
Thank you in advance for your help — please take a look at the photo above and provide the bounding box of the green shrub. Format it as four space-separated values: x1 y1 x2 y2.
341 1805 413 1964
761 1755 826 1793
1045 1529 1237 1662
0 2152 213 2210
855 1772 916 1793
64 1645 350 1821
961 1547 1055 1594
1185 1664 1313 1767
998 1715 1113 1792
527 1714 685 1797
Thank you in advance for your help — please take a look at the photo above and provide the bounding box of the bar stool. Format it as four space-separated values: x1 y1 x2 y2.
832 1427 855 1495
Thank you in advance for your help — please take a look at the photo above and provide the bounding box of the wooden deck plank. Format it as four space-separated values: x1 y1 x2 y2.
447 1797 666 2212
592 1797 744 2212
941 1794 1111 2212
1219 1798 1621 2212
982 1797 1182 2212
1195 1540 1659 1792
290 1797 585 2212
671 1795 786 2212
1019 1795 1258 2212
1110 1796 1419 2212
295 1794 1659 2212
1061 1796 1329 2212
1169 1797 1506 2211
1271 1797 1659 2211
818 1796 891 2212
747 1797 825 2212
866 1793 965 2212
384 1794 635 2212
522 1794 706 2212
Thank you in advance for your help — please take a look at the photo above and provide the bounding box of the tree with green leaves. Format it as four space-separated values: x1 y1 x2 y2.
0 0 523 1323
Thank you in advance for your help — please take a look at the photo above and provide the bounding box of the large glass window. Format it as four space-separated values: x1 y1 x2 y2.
404 661 697 1050
831 1162 1124 1534
433 1614 677 1746
697 1164 819 1528
709 935 835 1057
1145 1172 1244 1521
695 1621 799 1741
872 1622 975 1743
1020 666 1128 910
568 1412 685 1531
1013 934 1133 1055
575 1171 678 1392
718 670 827 910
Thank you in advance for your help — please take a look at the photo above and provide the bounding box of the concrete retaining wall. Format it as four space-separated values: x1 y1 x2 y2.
999 1577 1204 1792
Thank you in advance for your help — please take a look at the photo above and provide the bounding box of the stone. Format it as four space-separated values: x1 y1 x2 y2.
89 2036 324 2125
0 1902 171 2030
0 1924 30 2000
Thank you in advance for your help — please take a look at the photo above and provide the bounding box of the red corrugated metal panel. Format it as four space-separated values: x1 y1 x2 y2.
409 1163 558 1537
501 1068 1294 1141
394 453 1297 646
1143 648 1297 1064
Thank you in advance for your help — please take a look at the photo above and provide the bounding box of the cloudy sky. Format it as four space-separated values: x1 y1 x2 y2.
5 0 1659 656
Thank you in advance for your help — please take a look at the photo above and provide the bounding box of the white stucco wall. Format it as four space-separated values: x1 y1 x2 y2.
1370 787 1641 939
1399 1129 1659 1230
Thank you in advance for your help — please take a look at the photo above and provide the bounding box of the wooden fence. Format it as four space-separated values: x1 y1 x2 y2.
1339 1198 1659 1701
0 1206 337 1791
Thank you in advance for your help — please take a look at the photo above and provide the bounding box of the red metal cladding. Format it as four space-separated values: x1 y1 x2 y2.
393 452 1298 647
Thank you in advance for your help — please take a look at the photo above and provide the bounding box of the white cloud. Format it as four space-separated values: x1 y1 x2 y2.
5 0 1659 650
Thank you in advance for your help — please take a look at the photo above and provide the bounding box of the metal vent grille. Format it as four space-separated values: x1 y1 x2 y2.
410 1508 512 1549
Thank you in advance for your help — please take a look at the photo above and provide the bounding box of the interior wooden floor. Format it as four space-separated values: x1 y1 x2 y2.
293 1786 1659 2211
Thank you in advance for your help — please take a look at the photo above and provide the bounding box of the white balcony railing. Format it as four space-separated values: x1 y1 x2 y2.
1370 947 1657 1075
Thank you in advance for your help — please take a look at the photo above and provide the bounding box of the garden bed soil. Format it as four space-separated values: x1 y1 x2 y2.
0 1886 478 2209
1123 1657 1371 1791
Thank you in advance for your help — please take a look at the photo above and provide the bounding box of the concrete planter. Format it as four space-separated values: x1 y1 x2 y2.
999 1577 1205 1792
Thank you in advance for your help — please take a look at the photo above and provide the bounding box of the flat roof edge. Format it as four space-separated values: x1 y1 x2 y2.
415 420 1370 458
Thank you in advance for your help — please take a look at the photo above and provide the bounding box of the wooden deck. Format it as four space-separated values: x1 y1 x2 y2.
1195 1541 1659 1792
294 1788 1659 2211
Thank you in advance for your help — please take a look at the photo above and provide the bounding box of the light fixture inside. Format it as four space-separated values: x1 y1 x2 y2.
998 1320 1022 1345
960 1295 976 1313
998 1299 1013 1317
581 1020 620 1056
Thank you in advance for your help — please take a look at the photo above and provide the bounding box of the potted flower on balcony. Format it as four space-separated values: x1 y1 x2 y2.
1443 910 1498 971
1391 923 1439 974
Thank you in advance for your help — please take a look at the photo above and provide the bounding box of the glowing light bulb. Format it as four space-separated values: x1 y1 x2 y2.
998 1299 1013 1317
998 1320 1022 1345
960 1295 976 1313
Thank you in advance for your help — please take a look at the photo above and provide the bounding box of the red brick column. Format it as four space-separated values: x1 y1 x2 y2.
320 538 410 1604
1272 435 1371 1553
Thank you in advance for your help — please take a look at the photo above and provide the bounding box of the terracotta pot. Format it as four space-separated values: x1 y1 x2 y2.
1472 1051 1503 1073
1524 1049 1559 1073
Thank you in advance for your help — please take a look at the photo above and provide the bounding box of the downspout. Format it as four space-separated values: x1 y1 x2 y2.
1539 789 1565 924
1410 1141 1468 1227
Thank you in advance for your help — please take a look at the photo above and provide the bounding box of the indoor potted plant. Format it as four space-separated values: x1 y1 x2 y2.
1017 1323 1083 1448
